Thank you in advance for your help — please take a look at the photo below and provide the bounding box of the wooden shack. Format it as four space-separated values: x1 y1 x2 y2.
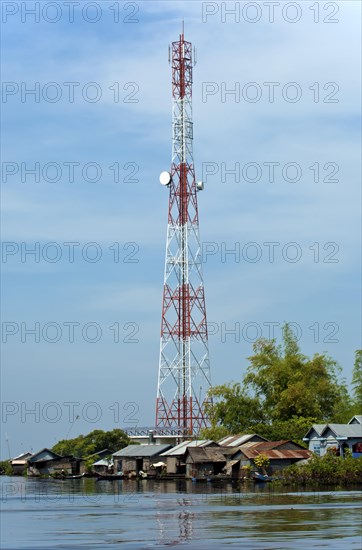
113 444 171 476
160 440 219 475
9 452 33 475
27 448 83 476
231 440 312 476
185 447 231 479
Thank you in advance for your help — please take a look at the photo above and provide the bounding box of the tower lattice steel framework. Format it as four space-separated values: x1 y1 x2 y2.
156 30 212 436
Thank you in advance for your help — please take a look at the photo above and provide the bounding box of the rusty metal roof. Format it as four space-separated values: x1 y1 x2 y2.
240 440 306 451
252 441 287 450
239 448 311 460
230 440 311 460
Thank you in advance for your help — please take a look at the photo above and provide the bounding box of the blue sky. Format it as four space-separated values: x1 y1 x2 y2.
1 1 361 458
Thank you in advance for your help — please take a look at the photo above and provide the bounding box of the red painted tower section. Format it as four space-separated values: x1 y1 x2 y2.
156 30 211 436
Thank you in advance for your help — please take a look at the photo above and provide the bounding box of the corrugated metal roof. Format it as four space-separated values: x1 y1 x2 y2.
240 448 311 460
187 447 227 463
241 440 290 451
321 424 362 438
305 421 362 440
218 434 266 447
307 424 327 437
113 444 171 457
93 459 113 467
233 441 309 457
87 449 113 458
349 415 362 424
10 452 32 461
28 449 62 463
10 452 32 464
160 440 215 456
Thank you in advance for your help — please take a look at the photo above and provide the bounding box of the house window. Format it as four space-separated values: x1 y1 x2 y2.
313 444 320 455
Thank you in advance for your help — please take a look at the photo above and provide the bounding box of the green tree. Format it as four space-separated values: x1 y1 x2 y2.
205 324 351 441
200 425 229 441
204 382 265 434
244 324 347 422
330 381 354 423
250 416 314 446
352 350 362 410
52 428 131 458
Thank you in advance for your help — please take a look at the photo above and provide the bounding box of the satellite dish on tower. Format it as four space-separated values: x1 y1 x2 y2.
196 181 204 191
159 171 171 186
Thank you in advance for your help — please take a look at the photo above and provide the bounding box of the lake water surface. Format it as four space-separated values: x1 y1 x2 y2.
1 476 361 549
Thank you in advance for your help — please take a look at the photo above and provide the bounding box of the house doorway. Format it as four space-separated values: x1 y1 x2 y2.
136 458 143 473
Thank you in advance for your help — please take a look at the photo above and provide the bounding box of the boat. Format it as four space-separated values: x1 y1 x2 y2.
50 473 85 480
95 472 124 481
252 471 273 482
206 475 231 482
191 476 208 482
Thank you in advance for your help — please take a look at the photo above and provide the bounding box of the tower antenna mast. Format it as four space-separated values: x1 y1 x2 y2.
156 29 212 437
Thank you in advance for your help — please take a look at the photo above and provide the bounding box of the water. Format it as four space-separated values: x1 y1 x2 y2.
1 476 361 549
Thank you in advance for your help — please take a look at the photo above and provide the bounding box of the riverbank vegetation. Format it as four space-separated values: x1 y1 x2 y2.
52 428 131 457
0 461 13 476
280 452 362 486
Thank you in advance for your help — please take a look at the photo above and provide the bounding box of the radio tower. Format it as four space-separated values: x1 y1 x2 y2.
156 26 212 436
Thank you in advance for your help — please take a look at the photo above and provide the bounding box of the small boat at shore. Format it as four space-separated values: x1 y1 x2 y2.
206 475 232 482
50 473 85 480
95 472 124 481
253 472 273 482
191 476 208 482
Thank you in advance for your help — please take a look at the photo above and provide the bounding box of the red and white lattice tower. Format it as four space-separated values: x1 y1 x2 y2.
156 29 212 436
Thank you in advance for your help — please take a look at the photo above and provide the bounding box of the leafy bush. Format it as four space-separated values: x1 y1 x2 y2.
254 453 270 469
0 460 12 476
281 454 362 486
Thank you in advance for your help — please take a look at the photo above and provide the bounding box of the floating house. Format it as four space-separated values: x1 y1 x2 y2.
303 416 362 457
9 452 33 475
160 440 219 475
184 446 235 479
113 444 171 476
92 458 114 474
27 448 83 476
87 449 113 461
229 440 312 477
87 449 114 473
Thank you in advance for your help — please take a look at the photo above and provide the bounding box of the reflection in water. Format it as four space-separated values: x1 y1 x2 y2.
1 476 361 549
156 497 194 546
